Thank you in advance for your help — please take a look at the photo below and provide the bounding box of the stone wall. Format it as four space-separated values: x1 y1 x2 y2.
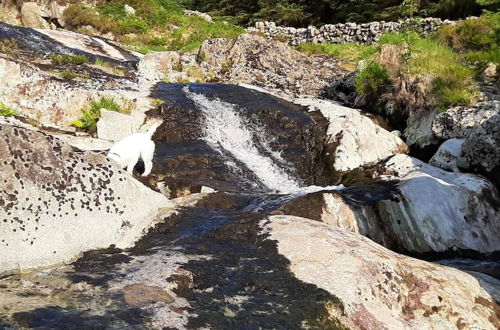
247 17 453 45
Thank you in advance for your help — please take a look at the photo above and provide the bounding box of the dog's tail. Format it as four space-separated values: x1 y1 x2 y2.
145 123 159 138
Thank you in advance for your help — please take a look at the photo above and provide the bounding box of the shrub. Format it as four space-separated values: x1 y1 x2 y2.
437 14 498 52
436 12 499 70
0 102 17 117
71 97 121 134
355 62 391 95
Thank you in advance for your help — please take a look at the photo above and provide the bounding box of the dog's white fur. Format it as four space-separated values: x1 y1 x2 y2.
107 124 158 176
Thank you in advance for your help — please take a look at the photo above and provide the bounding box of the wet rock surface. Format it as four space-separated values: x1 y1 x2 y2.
150 83 330 191
279 154 500 255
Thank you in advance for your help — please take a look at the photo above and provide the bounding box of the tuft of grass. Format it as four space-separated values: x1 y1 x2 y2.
354 62 391 95
0 102 17 117
60 70 78 80
386 33 478 111
296 43 378 69
51 54 89 65
94 58 105 66
71 97 121 134
0 38 19 54
151 98 165 108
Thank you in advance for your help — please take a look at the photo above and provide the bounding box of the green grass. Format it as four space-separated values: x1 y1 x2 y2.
378 32 478 111
354 62 391 95
71 97 122 134
51 54 89 65
60 70 78 80
0 102 17 117
63 0 244 53
296 43 377 69
304 29 480 113
436 12 499 73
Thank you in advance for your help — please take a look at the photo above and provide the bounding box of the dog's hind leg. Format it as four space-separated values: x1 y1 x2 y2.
126 161 135 175
141 141 155 177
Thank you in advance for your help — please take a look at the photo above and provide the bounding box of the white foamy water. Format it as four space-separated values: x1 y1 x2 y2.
184 87 344 195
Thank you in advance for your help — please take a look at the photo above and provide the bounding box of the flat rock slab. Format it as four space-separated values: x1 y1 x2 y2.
0 123 170 274
264 215 500 330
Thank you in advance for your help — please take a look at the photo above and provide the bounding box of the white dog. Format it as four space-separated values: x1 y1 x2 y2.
107 124 158 176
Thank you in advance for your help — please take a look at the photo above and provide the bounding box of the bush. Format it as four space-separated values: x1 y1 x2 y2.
436 13 499 71
376 32 479 111
437 14 499 52
354 62 391 95
71 97 121 134
0 102 17 117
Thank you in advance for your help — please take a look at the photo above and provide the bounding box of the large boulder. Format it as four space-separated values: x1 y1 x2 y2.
294 98 408 180
96 109 142 142
429 138 464 172
198 33 346 97
0 123 171 274
458 113 500 186
279 154 500 254
263 215 500 330
20 2 50 29
404 110 439 148
0 22 150 130
432 101 499 140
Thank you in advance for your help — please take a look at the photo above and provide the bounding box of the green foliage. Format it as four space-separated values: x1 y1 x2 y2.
71 97 121 134
436 12 499 74
182 0 493 27
381 32 478 110
437 13 499 52
51 54 89 65
296 43 378 68
63 0 244 53
355 63 391 95
0 102 17 117
60 70 77 80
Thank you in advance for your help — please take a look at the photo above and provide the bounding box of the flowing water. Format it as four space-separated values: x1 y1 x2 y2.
0 83 497 329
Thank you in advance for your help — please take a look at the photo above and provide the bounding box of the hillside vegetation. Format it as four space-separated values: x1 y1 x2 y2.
299 12 499 114
57 1 498 116
181 0 499 27
63 0 243 53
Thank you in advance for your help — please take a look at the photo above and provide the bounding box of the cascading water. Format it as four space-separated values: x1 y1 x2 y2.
184 86 301 194
184 86 344 196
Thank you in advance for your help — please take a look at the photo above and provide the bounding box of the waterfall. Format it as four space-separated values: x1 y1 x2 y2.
184 87 301 193
184 87 344 195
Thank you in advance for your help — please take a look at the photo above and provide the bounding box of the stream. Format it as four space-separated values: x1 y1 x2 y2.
0 83 498 329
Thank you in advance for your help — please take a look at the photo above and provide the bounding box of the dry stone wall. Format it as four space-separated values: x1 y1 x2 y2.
248 17 452 45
